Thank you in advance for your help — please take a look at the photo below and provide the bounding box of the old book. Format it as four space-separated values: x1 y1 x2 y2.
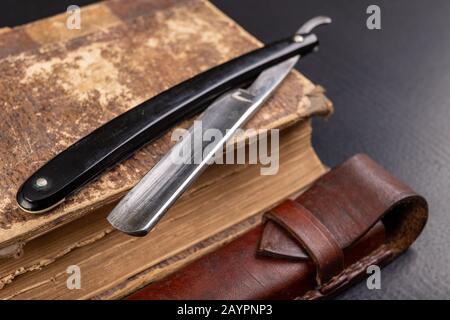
0 121 326 299
0 0 330 253
0 0 332 299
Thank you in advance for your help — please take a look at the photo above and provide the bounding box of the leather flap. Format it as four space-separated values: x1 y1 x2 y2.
258 154 428 279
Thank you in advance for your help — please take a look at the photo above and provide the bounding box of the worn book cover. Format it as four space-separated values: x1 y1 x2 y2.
0 0 332 299
0 0 331 253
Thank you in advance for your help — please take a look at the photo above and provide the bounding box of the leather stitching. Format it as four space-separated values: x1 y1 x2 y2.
297 245 395 300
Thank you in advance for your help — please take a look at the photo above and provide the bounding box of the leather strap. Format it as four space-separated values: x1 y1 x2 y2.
296 154 425 249
259 154 428 288
265 200 344 284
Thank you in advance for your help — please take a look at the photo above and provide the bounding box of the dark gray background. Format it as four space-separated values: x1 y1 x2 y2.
1 0 449 299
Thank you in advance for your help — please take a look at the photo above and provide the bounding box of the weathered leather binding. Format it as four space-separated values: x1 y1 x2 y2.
127 154 428 300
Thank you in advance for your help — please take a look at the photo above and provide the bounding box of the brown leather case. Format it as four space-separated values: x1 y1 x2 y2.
127 154 428 300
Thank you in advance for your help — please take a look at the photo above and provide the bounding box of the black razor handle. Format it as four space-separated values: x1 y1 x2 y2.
17 33 318 213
